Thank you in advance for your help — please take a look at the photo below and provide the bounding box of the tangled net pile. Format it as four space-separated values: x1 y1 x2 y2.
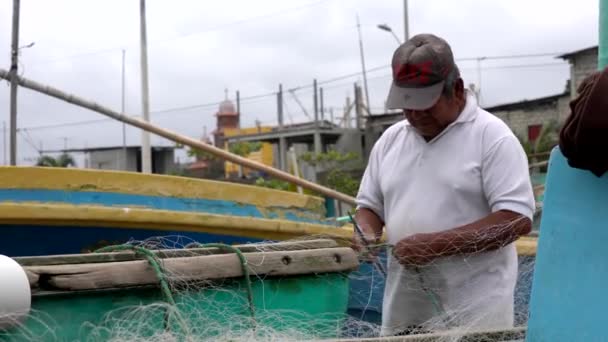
1 216 537 342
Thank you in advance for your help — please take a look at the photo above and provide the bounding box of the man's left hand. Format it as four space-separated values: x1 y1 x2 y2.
392 233 441 267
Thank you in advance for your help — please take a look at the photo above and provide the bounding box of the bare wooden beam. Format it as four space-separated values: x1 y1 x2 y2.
0 69 356 205
529 160 549 169
25 247 359 293
325 326 526 342
14 239 338 266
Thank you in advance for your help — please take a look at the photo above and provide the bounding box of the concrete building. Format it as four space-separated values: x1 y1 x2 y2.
52 145 176 174
364 45 599 153
212 93 240 149
484 92 571 140
486 45 598 140
560 46 599 98
223 120 364 182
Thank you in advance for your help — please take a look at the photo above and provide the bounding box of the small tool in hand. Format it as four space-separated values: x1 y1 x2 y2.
348 212 387 278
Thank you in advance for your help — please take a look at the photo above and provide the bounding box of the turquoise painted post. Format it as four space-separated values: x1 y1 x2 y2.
324 196 336 218
525 2 608 341
601 0 608 69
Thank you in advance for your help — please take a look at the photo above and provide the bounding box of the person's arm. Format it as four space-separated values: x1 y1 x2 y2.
353 138 386 250
354 207 384 246
394 134 535 266
393 210 530 265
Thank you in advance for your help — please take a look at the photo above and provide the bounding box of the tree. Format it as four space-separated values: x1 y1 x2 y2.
229 141 262 156
36 153 76 167
299 150 363 197
516 120 561 173
516 120 560 157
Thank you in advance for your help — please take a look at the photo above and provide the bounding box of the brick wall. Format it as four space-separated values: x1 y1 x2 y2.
488 96 567 139
490 48 598 138
569 49 598 96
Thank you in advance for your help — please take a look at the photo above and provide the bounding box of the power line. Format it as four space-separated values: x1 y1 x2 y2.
17 57 570 132
25 0 335 66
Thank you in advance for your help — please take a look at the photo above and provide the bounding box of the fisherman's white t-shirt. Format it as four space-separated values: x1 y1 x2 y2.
356 92 535 336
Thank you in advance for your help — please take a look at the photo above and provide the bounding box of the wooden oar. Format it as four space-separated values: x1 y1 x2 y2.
0 69 356 205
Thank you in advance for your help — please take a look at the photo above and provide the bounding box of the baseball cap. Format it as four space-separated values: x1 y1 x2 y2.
386 33 457 110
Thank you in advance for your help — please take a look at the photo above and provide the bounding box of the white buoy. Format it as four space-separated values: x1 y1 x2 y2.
0 255 31 329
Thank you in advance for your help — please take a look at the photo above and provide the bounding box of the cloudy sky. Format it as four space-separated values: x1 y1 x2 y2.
0 0 600 165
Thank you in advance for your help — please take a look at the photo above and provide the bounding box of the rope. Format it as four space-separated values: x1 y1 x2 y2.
357 242 448 320
95 245 176 305
95 242 257 333
188 243 256 322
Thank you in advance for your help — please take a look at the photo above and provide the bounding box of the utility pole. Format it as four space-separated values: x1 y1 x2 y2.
139 0 152 173
476 57 486 106
121 49 127 171
356 14 371 115
320 87 325 122
313 79 321 155
3 121 6 165
9 0 20 166
236 90 241 129
403 0 410 41
278 84 287 171
354 83 363 130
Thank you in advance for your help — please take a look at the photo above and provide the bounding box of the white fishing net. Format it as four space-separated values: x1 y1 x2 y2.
0 229 535 342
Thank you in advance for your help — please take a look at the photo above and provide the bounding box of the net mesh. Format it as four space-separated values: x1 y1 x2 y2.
0 229 535 342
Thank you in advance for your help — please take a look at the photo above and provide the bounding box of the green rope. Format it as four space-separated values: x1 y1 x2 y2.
94 244 187 337
188 243 256 322
95 245 176 306
96 243 256 323
94 242 257 337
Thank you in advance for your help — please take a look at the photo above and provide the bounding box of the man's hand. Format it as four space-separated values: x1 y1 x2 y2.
392 233 439 267
351 231 381 262
392 210 532 266
351 208 384 262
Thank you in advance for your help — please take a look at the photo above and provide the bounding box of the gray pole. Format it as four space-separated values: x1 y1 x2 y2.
313 79 321 155
476 57 486 105
236 90 241 129
278 84 287 171
354 83 362 130
403 0 410 41
320 87 325 122
356 14 371 115
139 0 152 173
121 49 127 170
9 0 20 166
3 121 6 165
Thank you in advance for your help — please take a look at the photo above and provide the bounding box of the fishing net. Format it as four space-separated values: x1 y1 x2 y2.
0 223 536 342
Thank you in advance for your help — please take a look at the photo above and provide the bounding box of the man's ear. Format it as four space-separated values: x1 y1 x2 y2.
455 78 465 99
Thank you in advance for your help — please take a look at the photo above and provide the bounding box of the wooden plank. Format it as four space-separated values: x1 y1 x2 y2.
14 239 338 266
325 327 526 342
25 247 358 293
529 160 548 169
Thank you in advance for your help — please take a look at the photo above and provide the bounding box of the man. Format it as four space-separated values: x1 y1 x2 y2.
354 33 535 336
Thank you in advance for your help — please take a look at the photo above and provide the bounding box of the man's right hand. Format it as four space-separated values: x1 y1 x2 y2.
351 231 381 262
350 208 384 262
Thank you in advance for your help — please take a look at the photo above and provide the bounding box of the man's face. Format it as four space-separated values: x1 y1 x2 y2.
403 79 464 139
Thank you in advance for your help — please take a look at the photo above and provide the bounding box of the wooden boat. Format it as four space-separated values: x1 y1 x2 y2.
1 239 359 341
0 166 538 328
0 166 351 257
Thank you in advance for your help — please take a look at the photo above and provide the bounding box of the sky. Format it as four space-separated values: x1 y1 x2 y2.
0 0 600 166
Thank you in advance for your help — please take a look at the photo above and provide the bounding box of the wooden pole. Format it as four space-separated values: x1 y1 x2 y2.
0 69 357 205
9 0 20 166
